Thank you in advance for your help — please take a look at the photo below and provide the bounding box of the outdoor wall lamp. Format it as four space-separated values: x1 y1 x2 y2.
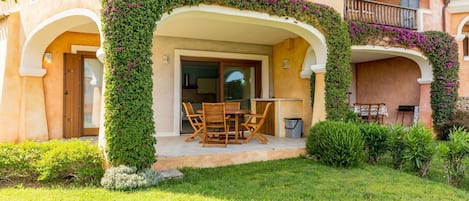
163 55 169 64
43 52 52 64
282 59 290 69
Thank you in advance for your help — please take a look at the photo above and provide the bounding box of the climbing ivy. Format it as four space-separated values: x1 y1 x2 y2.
349 21 459 129
101 0 353 169
101 0 161 169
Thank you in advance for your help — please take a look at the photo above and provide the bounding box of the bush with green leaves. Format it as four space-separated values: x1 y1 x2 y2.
101 165 163 191
0 141 45 182
387 125 408 170
306 121 364 168
438 127 469 187
35 140 104 185
437 110 469 140
359 123 389 164
0 140 103 185
403 124 435 177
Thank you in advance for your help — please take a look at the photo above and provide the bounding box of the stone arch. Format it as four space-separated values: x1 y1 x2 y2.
455 15 469 41
352 45 432 83
19 8 102 76
156 5 329 136
158 5 328 66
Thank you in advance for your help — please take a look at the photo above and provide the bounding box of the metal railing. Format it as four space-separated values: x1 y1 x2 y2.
345 0 418 30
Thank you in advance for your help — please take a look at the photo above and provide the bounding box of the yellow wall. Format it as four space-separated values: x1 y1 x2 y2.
355 57 421 125
273 37 313 132
449 12 469 97
309 0 344 15
0 13 22 142
18 0 101 36
43 32 100 139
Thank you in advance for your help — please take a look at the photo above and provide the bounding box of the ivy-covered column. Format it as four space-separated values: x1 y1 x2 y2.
101 0 161 169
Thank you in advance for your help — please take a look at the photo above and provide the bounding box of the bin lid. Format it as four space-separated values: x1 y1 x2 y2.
284 117 301 120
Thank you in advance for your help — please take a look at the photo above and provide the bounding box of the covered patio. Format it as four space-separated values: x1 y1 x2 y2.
153 135 306 170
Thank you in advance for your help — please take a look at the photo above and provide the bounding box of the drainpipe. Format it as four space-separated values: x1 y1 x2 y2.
442 0 450 32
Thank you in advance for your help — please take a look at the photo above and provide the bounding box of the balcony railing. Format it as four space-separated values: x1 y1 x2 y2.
345 0 418 30
1 0 19 19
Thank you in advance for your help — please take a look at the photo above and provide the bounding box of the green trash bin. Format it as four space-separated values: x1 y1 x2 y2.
285 118 303 138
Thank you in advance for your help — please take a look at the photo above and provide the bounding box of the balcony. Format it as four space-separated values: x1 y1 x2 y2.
345 0 418 30
1 0 19 20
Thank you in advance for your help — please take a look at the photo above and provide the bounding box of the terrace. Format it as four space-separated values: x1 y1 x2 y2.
153 135 306 170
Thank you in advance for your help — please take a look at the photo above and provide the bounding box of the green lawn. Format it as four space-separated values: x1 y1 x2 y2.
1 157 469 201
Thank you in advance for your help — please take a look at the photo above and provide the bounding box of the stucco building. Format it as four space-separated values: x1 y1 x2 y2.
0 0 467 143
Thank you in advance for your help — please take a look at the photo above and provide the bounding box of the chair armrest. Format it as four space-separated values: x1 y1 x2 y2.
244 114 264 118
187 114 201 118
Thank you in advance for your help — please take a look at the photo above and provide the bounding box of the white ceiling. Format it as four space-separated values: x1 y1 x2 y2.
351 51 396 63
155 12 298 45
68 23 99 34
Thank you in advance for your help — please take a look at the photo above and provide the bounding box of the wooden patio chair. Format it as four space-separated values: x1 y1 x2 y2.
201 102 229 147
241 102 272 144
182 102 204 142
224 101 241 134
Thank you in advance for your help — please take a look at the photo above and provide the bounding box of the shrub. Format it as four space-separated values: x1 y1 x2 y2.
359 123 389 164
344 109 361 123
387 125 408 170
35 140 104 185
403 124 435 177
101 165 162 191
0 142 45 182
438 127 469 187
306 121 364 168
437 110 469 140
0 140 104 186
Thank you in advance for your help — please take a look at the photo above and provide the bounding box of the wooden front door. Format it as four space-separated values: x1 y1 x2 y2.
63 53 103 138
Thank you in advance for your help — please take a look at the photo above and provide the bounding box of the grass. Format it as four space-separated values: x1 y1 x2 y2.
1 157 469 201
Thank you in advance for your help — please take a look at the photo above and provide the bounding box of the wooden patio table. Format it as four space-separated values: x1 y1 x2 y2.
197 108 250 144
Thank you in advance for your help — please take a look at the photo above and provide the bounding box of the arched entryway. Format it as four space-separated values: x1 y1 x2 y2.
153 5 328 136
18 8 103 140
351 45 433 127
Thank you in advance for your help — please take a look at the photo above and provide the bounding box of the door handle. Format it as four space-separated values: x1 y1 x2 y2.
64 90 68 95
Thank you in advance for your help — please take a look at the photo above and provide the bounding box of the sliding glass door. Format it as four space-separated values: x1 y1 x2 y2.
222 62 259 109
180 57 261 133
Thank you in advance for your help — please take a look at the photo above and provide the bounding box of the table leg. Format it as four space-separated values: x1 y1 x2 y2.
234 115 239 143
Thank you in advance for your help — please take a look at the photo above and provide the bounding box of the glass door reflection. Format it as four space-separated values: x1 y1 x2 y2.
83 58 103 135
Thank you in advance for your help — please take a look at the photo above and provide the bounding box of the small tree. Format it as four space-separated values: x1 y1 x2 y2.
359 123 389 164
387 125 407 170
438 127 469 187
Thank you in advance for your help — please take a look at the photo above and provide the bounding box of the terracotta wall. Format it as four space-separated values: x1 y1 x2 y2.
449 13 469 97
43 32 100 139
422 0 445 31
355 57 421 125
273 37 312 132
